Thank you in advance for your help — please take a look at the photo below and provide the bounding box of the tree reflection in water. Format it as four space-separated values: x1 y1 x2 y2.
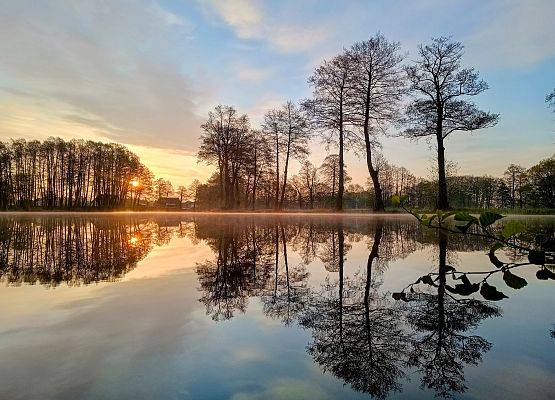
0 216 155 286
1 214 551 399
405 231 500 398
301 220 410 399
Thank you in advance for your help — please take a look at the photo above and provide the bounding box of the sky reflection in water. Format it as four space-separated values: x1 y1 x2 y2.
0 213 554 400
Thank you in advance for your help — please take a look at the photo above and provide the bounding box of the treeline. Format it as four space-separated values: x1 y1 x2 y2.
0 138 153 210
191 148 554 211
405 158 554 210
0 217 152 285
195 34 554 211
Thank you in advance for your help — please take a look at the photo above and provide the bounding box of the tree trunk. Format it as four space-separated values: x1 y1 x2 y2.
436 134 449 210
363 71 385 212
366 150 384 212
279 134 291 210
337 101 344 211
338 225 344 341
275 134 280 209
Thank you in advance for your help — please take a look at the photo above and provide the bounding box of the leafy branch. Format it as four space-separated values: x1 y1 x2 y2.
391 195 555 302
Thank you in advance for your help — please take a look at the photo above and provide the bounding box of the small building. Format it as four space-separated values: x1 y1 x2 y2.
156 197 182 209
181 200 195 210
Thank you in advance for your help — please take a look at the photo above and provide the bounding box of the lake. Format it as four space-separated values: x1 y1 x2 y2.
0 213 554 400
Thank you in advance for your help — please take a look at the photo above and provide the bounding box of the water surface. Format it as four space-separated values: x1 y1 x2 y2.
1 213 554 400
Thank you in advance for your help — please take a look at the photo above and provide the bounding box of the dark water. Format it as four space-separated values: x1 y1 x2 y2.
0 213 553 400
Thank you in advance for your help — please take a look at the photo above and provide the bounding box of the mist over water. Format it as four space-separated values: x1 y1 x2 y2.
1 213 554 399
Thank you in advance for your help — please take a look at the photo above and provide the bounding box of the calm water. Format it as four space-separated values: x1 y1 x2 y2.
0 213 554 400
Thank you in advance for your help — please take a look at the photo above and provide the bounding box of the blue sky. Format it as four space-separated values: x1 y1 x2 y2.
0 0 553 185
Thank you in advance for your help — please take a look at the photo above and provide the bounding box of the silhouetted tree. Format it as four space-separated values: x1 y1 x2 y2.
262 108 284 208
0 138 151 210
301 221 410 398
198 105 251 209
405 231 501 398
155 178 173 199
402 37 499 210
305 54 356 211
503 164 527 208
275 102 310 209
298 160 318 209
525 157 555 208
348 33 406 211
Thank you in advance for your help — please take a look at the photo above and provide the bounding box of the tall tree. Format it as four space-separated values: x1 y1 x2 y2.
402 37 498 209
277 101 310 209
319 154 340 201
244 129 273 210
525 157 555 209
262 108 284 208
198 105 250 209
348 33 406 211
503 164 526 208
298 160 318 209
305 53 355 211
154 178 173 199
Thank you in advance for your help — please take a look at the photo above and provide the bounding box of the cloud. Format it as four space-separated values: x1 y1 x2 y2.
0 0 202 151
204 0 330 53
230 378 332 400
235 64 273 82
465 0 555 69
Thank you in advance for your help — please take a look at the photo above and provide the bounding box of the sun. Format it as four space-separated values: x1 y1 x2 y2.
130 179 140 188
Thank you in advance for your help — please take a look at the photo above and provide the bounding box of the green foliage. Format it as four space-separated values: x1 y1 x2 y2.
479 211 503 228
502 220 525 239
454 212 476 222
394 189 553 305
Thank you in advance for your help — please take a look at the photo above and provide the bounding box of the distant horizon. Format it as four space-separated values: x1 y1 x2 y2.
1 1 554 187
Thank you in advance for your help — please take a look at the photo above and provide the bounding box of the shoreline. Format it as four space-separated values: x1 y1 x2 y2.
1 210 554 217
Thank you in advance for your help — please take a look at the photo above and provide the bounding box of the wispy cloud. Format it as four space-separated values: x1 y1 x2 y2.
465 0 555 69
203 0 330 53
235 64 273 82
0 0 201 150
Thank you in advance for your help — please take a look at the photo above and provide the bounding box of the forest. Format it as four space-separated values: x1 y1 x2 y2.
0 35 553 212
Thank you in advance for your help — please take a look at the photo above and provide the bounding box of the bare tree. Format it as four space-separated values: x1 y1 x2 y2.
305 53 356 211
154 178 173 199
262 108 284 208
0 138 153 210
198 105 250 209
188 179 200 209
503 164 526 208
402 37 498 210
177 185 187 203
299 160 318 209
348 33 406 211
245 129 273 210
277 101 310 209
319 154 339 200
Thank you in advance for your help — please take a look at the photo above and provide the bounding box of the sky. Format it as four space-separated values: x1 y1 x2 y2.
0 0 554 186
